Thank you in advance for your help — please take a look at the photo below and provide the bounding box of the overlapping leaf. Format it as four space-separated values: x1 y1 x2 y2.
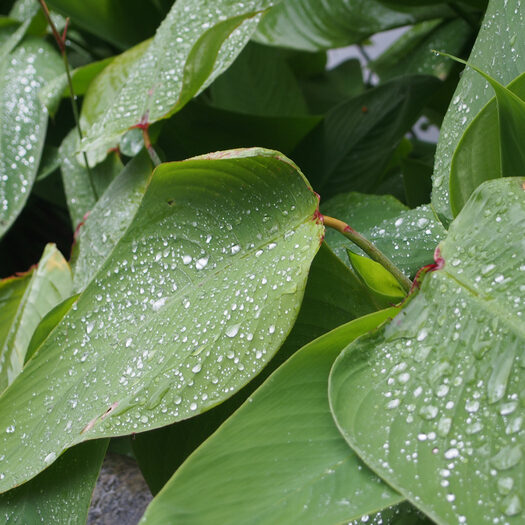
254 0 453 51
330 178 525 524
432 0 525 223
0 244 72 392
140 309 402 525
0 38 62 239
0 148 323 492
80 0 281 162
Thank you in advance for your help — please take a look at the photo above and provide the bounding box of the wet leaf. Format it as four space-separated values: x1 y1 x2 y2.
0 244 72 392
330 178 525 524
81 0 280 163
0 148 323 492
432 0 525 223
71 151 152 292
450 72 525 215
0 440 108 524
59 129 124 228
322 193 446 278
140 309 402 525
0 37 62 239
254 0 453 51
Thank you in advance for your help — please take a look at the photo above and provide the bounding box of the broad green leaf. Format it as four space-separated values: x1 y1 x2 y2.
36 145 60 181
158 101 321 160
347 251 406 304
330 178 525 524
0 148 323 492
71 151 152 292
140 309 402 525
59 129 124 228
9 0 39 20
0 440 108 524
39 56 113 117
322 193 446 278
132 243 382 494
45 0 169 49
294 75 441 197
208 42 308 117
450 72 525 215
0 244 72 392
81 0 280 163
254 0 453 51
370 19 472 82
0 38 62 239
0 18 31 63
300 58 364 114
432 0 525 223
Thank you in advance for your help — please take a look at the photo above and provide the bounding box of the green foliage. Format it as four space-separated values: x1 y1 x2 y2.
0 0 522 523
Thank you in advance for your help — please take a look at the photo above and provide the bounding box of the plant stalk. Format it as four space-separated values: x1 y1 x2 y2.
323 215 412 293
38 0 97 198
142 126 161 167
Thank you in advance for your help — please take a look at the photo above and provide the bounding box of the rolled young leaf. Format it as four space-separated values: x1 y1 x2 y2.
330 178 525 524
0 148 324 493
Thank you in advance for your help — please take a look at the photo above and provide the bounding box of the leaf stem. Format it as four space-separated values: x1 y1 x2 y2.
323 215 412 293
38 0 97 198
142 126 161 167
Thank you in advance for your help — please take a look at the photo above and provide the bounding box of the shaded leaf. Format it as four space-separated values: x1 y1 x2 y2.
0 440 108 524
322 193 446 278
0 148 323 492
81 0 280 163
140 309 402 525
431 0 525 223
59 129 124 228
71 151 152 292
450 71 525 215
330 178 525 524
254 0 453 51
0 38 62 239
294 75 441 197
0 244 72 392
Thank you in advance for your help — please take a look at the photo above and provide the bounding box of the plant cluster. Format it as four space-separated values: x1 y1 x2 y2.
0 0 523 524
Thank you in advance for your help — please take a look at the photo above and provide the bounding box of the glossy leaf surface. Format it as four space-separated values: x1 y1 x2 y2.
254 0 452 51
322 193 446 278
0 148 323 492
81 0 279 161
432 0 525 223
0 38 62 239
450 72 525 215
330 178 525 524
0 244 72 392
140 309 402 525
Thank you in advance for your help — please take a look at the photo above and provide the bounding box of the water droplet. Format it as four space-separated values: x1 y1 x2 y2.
225 323 241 338
44 452 56 464
490 445 522 470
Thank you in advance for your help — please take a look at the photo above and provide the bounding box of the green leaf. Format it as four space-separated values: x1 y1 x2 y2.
81 0 280 163
0 18 31 63
0 440 108 524
208 42 308 116
450 72 525 215
294 75 441 197
347 251 406 304
329 178 525 524
132 241 381 495
59 129 124 228
39 56 113 117
71 151 152 292
431 0 525 224
0 148 323 492
0 38 62 239
140 309 402 525
45 0 169 49
158 101 321 160
254 0 454 51
370 19 472 82
0 244 72 392
322 193 447 278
